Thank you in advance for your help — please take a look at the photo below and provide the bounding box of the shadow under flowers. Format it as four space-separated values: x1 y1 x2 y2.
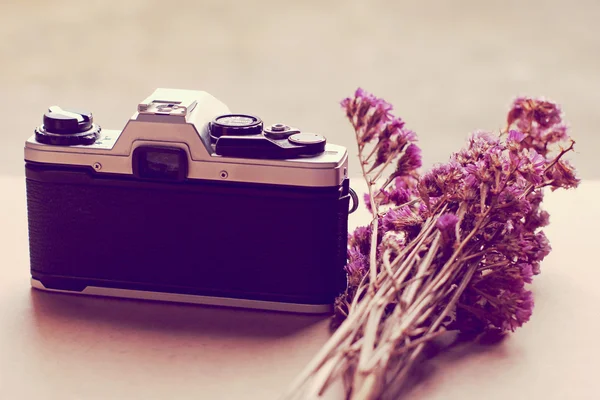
381 330 510 400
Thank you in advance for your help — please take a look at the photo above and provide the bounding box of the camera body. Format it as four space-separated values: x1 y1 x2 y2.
24 88 354 313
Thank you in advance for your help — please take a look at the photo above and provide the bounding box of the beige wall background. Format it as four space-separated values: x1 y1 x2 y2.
2 0 598 179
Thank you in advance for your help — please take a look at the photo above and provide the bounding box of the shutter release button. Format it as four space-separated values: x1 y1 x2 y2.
270 123 287 132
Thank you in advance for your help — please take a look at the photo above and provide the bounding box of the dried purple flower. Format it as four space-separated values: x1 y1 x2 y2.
363 193 373 213
465 159 494 185
525 207 550 231
377 118 406 141
347 246 368 276
436 213 459 232
543 124 568 144
382 206 423 232
436 213 459 243
498 288 534 332
396 143 422 176
547 159 579 190
519 263 534 284
507 97 561 130
394 175 419 190
506 97 572 159
508 129 525 144
348 225 371 257
341 88 394 145
419 161 465 205
517 149 546 185
371 123 416 171
531 231 552 263
534 102 562 129
458 259 536 333
388 187 412 206
363 185 413 213
514 290 534 327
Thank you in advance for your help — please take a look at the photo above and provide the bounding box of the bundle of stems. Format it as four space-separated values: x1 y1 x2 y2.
281 90 579 400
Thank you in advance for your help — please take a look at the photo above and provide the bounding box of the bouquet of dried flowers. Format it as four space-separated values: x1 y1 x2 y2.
282 90 579 400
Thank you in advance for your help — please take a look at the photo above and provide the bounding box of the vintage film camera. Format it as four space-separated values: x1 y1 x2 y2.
24 88 357 313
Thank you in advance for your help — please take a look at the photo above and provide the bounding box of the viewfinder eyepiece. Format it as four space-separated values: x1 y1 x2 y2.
132 146 188 182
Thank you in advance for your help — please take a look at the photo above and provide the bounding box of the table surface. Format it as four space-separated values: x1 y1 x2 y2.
1 175 598 400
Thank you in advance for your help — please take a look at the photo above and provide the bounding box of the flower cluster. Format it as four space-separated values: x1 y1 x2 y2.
341 88 421 202
341 89 392 142
340 95 578 334
284 92 579 400
337 89 423 318
506 97 569 158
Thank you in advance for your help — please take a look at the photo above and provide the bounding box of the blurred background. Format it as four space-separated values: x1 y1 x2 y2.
1 0 598 179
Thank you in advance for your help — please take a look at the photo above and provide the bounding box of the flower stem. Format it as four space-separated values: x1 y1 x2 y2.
365 140 383 163
279 300 370 399
370 149 401 182
520 139 576 199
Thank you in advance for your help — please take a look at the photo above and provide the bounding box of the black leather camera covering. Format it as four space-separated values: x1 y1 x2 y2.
25 162 350 308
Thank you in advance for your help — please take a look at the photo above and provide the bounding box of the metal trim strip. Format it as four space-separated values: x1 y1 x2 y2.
31 279 333 314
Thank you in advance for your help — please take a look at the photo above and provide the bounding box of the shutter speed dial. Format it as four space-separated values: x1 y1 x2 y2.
209 114 263 140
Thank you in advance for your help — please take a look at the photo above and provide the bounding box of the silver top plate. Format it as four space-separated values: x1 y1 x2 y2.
24 88 349 188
